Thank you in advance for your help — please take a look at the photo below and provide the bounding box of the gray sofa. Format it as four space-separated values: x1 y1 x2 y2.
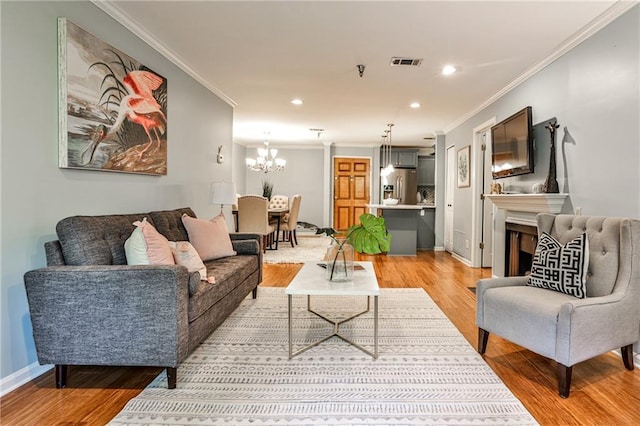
24 207 262 389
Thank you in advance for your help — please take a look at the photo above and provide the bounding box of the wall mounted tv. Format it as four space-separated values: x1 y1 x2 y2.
491 106 534 179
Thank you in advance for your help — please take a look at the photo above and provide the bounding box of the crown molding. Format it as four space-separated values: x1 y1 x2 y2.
443 0 637 134
92 0 237 108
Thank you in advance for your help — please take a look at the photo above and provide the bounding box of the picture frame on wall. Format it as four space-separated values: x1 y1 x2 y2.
58 18 168 175
457 145 470 188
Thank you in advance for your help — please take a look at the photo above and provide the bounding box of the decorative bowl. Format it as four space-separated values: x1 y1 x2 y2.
383 198 399 205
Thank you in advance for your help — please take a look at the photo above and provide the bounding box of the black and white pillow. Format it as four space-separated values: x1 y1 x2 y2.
527 232 589 298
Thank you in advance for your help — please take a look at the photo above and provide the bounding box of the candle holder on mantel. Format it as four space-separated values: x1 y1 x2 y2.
543 120 560 194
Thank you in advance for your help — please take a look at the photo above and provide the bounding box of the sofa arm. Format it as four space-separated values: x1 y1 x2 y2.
231 233 261 255
556 291 640 365
476 276 528 328
232 239 260 255
24 265 190 368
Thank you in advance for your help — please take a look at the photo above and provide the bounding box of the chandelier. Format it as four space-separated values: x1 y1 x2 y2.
246 140 286 173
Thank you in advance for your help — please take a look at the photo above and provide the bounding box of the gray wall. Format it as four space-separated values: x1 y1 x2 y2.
1 1 234 387
243 147 325 228
446 5 640 262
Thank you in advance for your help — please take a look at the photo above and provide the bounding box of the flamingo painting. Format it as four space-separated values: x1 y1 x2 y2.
81 70 167 165
59 18 167 175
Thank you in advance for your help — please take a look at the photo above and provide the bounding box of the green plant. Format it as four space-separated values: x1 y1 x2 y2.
316 213 391 280
262 180 274 200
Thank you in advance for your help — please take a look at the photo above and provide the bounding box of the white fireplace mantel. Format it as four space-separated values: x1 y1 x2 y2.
483 193 569 214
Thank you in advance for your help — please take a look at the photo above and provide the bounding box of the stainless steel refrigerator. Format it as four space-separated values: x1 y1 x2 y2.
380 168 417 204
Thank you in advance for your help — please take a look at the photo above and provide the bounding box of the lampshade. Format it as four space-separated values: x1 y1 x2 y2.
210 182 237 207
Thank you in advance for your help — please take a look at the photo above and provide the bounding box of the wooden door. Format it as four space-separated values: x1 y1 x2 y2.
333 158 370 232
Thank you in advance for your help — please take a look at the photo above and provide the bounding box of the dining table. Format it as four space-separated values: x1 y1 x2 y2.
232 206 289 250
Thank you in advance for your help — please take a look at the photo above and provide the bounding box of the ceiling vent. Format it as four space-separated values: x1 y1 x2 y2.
390 57 422 67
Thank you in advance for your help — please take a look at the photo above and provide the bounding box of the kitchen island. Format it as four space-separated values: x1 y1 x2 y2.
367 204 431 256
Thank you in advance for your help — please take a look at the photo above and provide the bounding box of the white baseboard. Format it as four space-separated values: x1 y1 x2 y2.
452 252 472 267
0 362 52 397
433 246 445 251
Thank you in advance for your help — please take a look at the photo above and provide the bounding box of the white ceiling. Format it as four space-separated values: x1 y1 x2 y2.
100 1 624 148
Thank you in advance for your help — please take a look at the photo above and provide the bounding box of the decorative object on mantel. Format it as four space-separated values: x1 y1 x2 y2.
543 120 560 193
261 180 274 201
532 182 545 194
490 182 502 194
58 18 168 175
246 135 286 173
316 213 390 281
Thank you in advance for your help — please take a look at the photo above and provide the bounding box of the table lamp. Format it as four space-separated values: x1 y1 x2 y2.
210 182 237 214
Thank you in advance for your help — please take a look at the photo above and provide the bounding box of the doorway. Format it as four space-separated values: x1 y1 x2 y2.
333 157 371 232
471 118 496 268
444 145 455 253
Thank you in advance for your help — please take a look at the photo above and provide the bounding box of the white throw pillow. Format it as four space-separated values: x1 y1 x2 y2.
124 226 149 265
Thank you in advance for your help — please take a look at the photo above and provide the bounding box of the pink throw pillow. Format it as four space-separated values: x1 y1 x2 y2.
132 218 175 265
169 241 215 283
181 213 236 261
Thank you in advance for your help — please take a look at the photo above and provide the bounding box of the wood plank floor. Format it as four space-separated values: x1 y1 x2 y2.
2 251 640 425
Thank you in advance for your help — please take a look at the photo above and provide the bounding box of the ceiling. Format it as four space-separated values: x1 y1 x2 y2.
100 1 622 148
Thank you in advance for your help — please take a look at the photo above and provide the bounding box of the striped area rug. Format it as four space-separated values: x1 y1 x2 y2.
109 288 537 425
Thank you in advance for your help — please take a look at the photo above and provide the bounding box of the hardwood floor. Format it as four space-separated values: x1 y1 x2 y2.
2 251 639 425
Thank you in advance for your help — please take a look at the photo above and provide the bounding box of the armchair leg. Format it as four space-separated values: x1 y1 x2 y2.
478 328 489 354
167 367 177 389
622 344 635 370
557 363 572 398
252 287 258 299
293 230 298 245
55 364 67 388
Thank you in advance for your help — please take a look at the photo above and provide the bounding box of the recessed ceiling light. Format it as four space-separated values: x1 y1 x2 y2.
442 65 457 76
410 102 421 109
291 99 303 105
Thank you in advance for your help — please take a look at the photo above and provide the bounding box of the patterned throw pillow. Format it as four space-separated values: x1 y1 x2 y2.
527 232 589 298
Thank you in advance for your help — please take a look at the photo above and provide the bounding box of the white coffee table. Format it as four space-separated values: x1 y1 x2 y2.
285 261 379 359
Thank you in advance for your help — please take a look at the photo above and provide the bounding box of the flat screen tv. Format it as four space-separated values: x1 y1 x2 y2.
491 106 534 179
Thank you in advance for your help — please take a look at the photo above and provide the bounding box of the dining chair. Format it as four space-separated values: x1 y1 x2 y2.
237 195 275 253
269 195 289 210
278 194 302 247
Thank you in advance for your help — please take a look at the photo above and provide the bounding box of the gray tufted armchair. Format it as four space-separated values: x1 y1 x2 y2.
476 213 640 397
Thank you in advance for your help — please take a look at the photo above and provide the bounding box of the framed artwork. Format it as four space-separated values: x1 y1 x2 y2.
58 18 167 175
457 145 470 188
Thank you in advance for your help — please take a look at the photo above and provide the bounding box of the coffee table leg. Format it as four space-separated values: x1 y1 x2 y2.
288 294 292 359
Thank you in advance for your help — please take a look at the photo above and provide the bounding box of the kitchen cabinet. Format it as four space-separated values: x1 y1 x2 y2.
417 156 435 185
381 148 418 168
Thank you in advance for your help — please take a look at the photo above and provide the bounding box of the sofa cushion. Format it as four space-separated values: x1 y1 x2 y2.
149 207 196 242
56 213 149 265
181 214 236 261
188 255 258 321
527 232 589 298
